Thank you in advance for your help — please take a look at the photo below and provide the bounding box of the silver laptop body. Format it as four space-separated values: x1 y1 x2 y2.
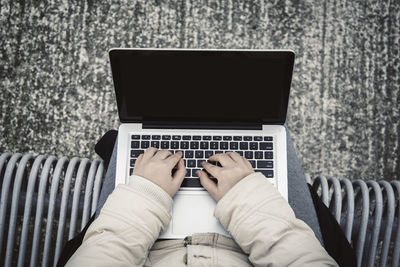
110 48 295 239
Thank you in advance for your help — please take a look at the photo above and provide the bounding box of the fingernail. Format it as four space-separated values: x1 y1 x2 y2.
196 170 201 176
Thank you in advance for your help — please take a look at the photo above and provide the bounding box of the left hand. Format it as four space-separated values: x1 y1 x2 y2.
133 147 186 197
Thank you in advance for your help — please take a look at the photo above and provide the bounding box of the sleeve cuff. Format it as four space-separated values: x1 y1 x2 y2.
128 175 173 211
214 172 283 229
216 172 269 207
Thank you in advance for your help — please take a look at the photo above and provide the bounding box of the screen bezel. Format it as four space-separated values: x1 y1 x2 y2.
109 48 295 126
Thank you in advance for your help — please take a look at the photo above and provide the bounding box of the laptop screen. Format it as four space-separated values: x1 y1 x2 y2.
109 49 294 125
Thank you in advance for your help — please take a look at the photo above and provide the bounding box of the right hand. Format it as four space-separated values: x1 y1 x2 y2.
197 152 254 201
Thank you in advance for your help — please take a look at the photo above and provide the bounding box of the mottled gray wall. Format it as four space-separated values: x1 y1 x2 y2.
1 0 399 180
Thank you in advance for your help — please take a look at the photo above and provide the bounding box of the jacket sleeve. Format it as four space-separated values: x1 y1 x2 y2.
214 172 338 267
66 175 172 267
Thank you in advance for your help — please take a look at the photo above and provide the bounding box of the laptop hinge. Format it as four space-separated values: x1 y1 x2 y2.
142 121 262 130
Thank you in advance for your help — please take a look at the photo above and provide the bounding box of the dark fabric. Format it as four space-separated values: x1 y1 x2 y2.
94 129 118 168
286 124 324 245
308 184 357 267
56 214 96 267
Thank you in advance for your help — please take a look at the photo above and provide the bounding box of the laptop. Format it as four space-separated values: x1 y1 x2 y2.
109 48 295 239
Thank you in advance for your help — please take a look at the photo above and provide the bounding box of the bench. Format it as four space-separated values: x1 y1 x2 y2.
0 152 399 266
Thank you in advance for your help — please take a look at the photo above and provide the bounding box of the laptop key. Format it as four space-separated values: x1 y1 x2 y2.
141 141 150 149
257 169 273 178
197 160 205 167
190 141 199 149
192 168 201 176
255 151 263 159
131 135 140 140
162 135 171 140
240 142 248 150
187 160 196 168
223 136 232 141
249 160 256 168
161 141 169 149
172 135 181 140
131 141 140 149
257 160 273 168
220 142 228 149
233 136 242 141
142 135 151 140
130 159 136 166
265 151 273 159
213 136 222 140
244 136 252 141
152 135 161 140
129 168 134 176
185 150 194 158
245 151 253 159
193 136 201 140
174 150 183 156
131 150 144 158
200 142 209 149
236 151 244 156
195 151 204 158
264 136 273 141
150 141 160 148
171 141 179 149
210 142 219 149
181 178 202 187
260 142 273 150
183 135 191 140
250 142 258 150
230 142 238 150
194 168 202 176
180 141 189 149
254 136 263 141
205 150 214 158
203 136 212 140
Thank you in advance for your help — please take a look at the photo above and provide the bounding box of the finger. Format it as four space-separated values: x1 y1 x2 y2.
132 154 143 175
154 149 172 160
227 151 243 163
202 162 221 178
197 170 218 199
208 153 235 167
166 151 183 168
142 147 158 161
136 154 144 165
243 157 253 170
172 158 186 185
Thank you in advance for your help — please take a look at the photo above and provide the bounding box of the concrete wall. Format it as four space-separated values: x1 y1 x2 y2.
1 0 399 180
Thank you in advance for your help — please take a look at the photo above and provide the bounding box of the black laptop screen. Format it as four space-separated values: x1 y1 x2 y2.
109 49 294 125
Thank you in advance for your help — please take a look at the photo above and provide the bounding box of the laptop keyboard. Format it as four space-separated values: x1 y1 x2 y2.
129 134 274 187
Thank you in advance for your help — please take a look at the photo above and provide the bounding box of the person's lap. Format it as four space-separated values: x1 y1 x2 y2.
95 127 324 246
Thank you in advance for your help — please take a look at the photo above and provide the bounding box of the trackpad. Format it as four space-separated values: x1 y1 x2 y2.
172 192 229 236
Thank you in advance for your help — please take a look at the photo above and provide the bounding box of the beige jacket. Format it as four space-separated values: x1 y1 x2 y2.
66 172 338 266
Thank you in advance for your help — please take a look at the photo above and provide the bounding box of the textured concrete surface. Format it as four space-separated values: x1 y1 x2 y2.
1 0 399 180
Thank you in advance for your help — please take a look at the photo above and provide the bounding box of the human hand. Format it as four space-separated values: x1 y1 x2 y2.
197 152 254 201
133 147 186 197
